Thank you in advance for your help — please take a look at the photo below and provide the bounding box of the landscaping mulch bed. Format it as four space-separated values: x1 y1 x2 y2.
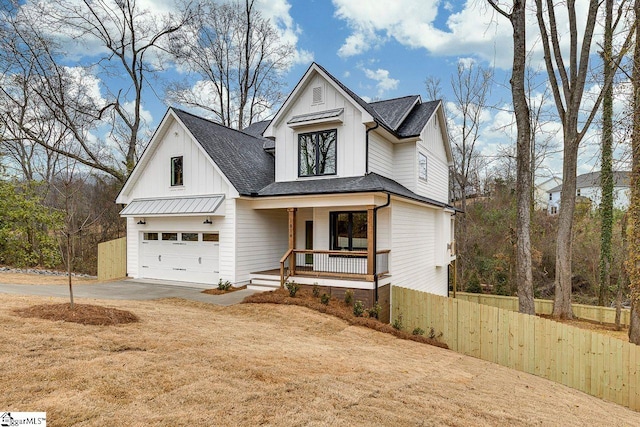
201 285 247 295
13 303 139 326
243 288 448 349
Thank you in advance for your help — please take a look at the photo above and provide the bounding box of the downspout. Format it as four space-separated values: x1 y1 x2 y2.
373 192 391 303
365 121 380 174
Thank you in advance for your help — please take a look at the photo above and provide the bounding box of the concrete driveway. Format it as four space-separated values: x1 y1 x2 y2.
0 279 257 306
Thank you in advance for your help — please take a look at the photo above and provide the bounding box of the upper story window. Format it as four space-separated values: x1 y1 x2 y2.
418 152 428 182
298 129 337 177
171 156 183 186
549 193 553 200
577 188 581 197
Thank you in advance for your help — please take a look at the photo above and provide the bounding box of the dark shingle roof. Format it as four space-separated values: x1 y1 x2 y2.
370 96 420 130
257 172 449 208
242 120 270 138
548 171 630 193
397 101 440 137
172 108 274 196
242 120 274 150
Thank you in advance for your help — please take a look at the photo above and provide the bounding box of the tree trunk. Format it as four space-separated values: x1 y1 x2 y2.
630 304 640 343
553 135 579 319
510 0 534 315
599 0 614 308
627 0 640 344
616 214 628 331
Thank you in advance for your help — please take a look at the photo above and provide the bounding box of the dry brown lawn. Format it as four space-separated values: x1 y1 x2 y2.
0 272 98 285
2 294 639 427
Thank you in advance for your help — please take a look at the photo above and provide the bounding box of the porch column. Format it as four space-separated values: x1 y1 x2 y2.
288 208 296 275
367 205 375 281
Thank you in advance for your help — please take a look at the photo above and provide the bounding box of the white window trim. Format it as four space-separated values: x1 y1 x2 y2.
418 151 428 182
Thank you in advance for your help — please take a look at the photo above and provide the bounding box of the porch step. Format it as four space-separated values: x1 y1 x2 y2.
248 277 280 292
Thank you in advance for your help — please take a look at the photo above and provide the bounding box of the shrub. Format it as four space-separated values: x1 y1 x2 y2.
368 302 381 319
217 279 232 291
312 283 320 297
344 289 354 305
392 313 403 330
320 293 330 305
285 281 300 297
353 300 364 317
465 271 482 294
428 327 443 340
412 327 425 336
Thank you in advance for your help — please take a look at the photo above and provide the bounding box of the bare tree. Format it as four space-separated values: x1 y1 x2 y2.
487 0 535 314
167 0 294 130
0 0 194 181
534 0 633 318
627 0 640 344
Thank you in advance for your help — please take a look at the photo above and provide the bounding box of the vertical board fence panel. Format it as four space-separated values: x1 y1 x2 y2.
97 237 127 281
392 286 640 412
457 292 631 327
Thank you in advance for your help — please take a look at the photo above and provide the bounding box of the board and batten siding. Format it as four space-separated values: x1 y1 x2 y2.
234 200 289 284
390 199 448 296
368 132 394 178
274 73 366 182
127 117 232 201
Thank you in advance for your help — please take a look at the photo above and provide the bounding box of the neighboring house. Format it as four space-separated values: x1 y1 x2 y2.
534 176 562 210
116 62 456 320
547 171 631 214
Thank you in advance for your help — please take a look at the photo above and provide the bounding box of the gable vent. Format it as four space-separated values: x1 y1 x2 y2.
312 85 324 104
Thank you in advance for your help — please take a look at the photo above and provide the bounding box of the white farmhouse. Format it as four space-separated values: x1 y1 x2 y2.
547 171 630 214
116 63 456 321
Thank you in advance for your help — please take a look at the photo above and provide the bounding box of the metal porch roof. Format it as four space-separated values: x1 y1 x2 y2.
120 195 225 217
287 108 344 125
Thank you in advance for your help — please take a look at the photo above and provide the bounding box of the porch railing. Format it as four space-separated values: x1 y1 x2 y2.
280 249 390 285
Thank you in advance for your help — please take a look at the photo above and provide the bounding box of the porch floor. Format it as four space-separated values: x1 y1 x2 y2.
251 268 390 282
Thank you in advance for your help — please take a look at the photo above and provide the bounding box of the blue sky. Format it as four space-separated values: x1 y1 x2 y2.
15 0 626 181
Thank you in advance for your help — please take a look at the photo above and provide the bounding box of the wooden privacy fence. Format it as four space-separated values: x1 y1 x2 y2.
392 287 640 411
97 237 127 281
456 292 631 326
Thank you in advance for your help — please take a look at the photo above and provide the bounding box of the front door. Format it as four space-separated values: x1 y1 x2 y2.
305 220 313 265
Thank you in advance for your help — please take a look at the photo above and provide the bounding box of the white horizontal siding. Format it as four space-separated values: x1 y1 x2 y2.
390 200 448 296
368 132 393 178
126 217 138 278
235 200 289 284
416 114 449 203
393 142 416 192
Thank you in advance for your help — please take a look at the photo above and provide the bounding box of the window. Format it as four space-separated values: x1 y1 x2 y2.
330 211 367 251
418 152 428 181
181 233 198 242
549 193 553 201
171 156 183 186
577 189 581 197
298 129 337 177
143 232 158 241
162 233 178 241
203 233 219 242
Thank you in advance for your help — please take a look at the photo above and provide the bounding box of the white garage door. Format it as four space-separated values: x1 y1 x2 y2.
139 232 219 285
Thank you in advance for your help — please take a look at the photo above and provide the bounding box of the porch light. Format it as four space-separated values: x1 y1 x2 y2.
203 217 212 224
137 218 146 225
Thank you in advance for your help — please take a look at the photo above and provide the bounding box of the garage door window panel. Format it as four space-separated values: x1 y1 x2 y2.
203 233 219 242
162 233 178 241
143 232 158 241
181 233 198 242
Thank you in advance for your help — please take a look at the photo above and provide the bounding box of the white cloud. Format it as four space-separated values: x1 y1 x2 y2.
332 0 610 70
363 68 399 97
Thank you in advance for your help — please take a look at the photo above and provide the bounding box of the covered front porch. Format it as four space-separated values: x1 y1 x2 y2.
246 193 392 291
